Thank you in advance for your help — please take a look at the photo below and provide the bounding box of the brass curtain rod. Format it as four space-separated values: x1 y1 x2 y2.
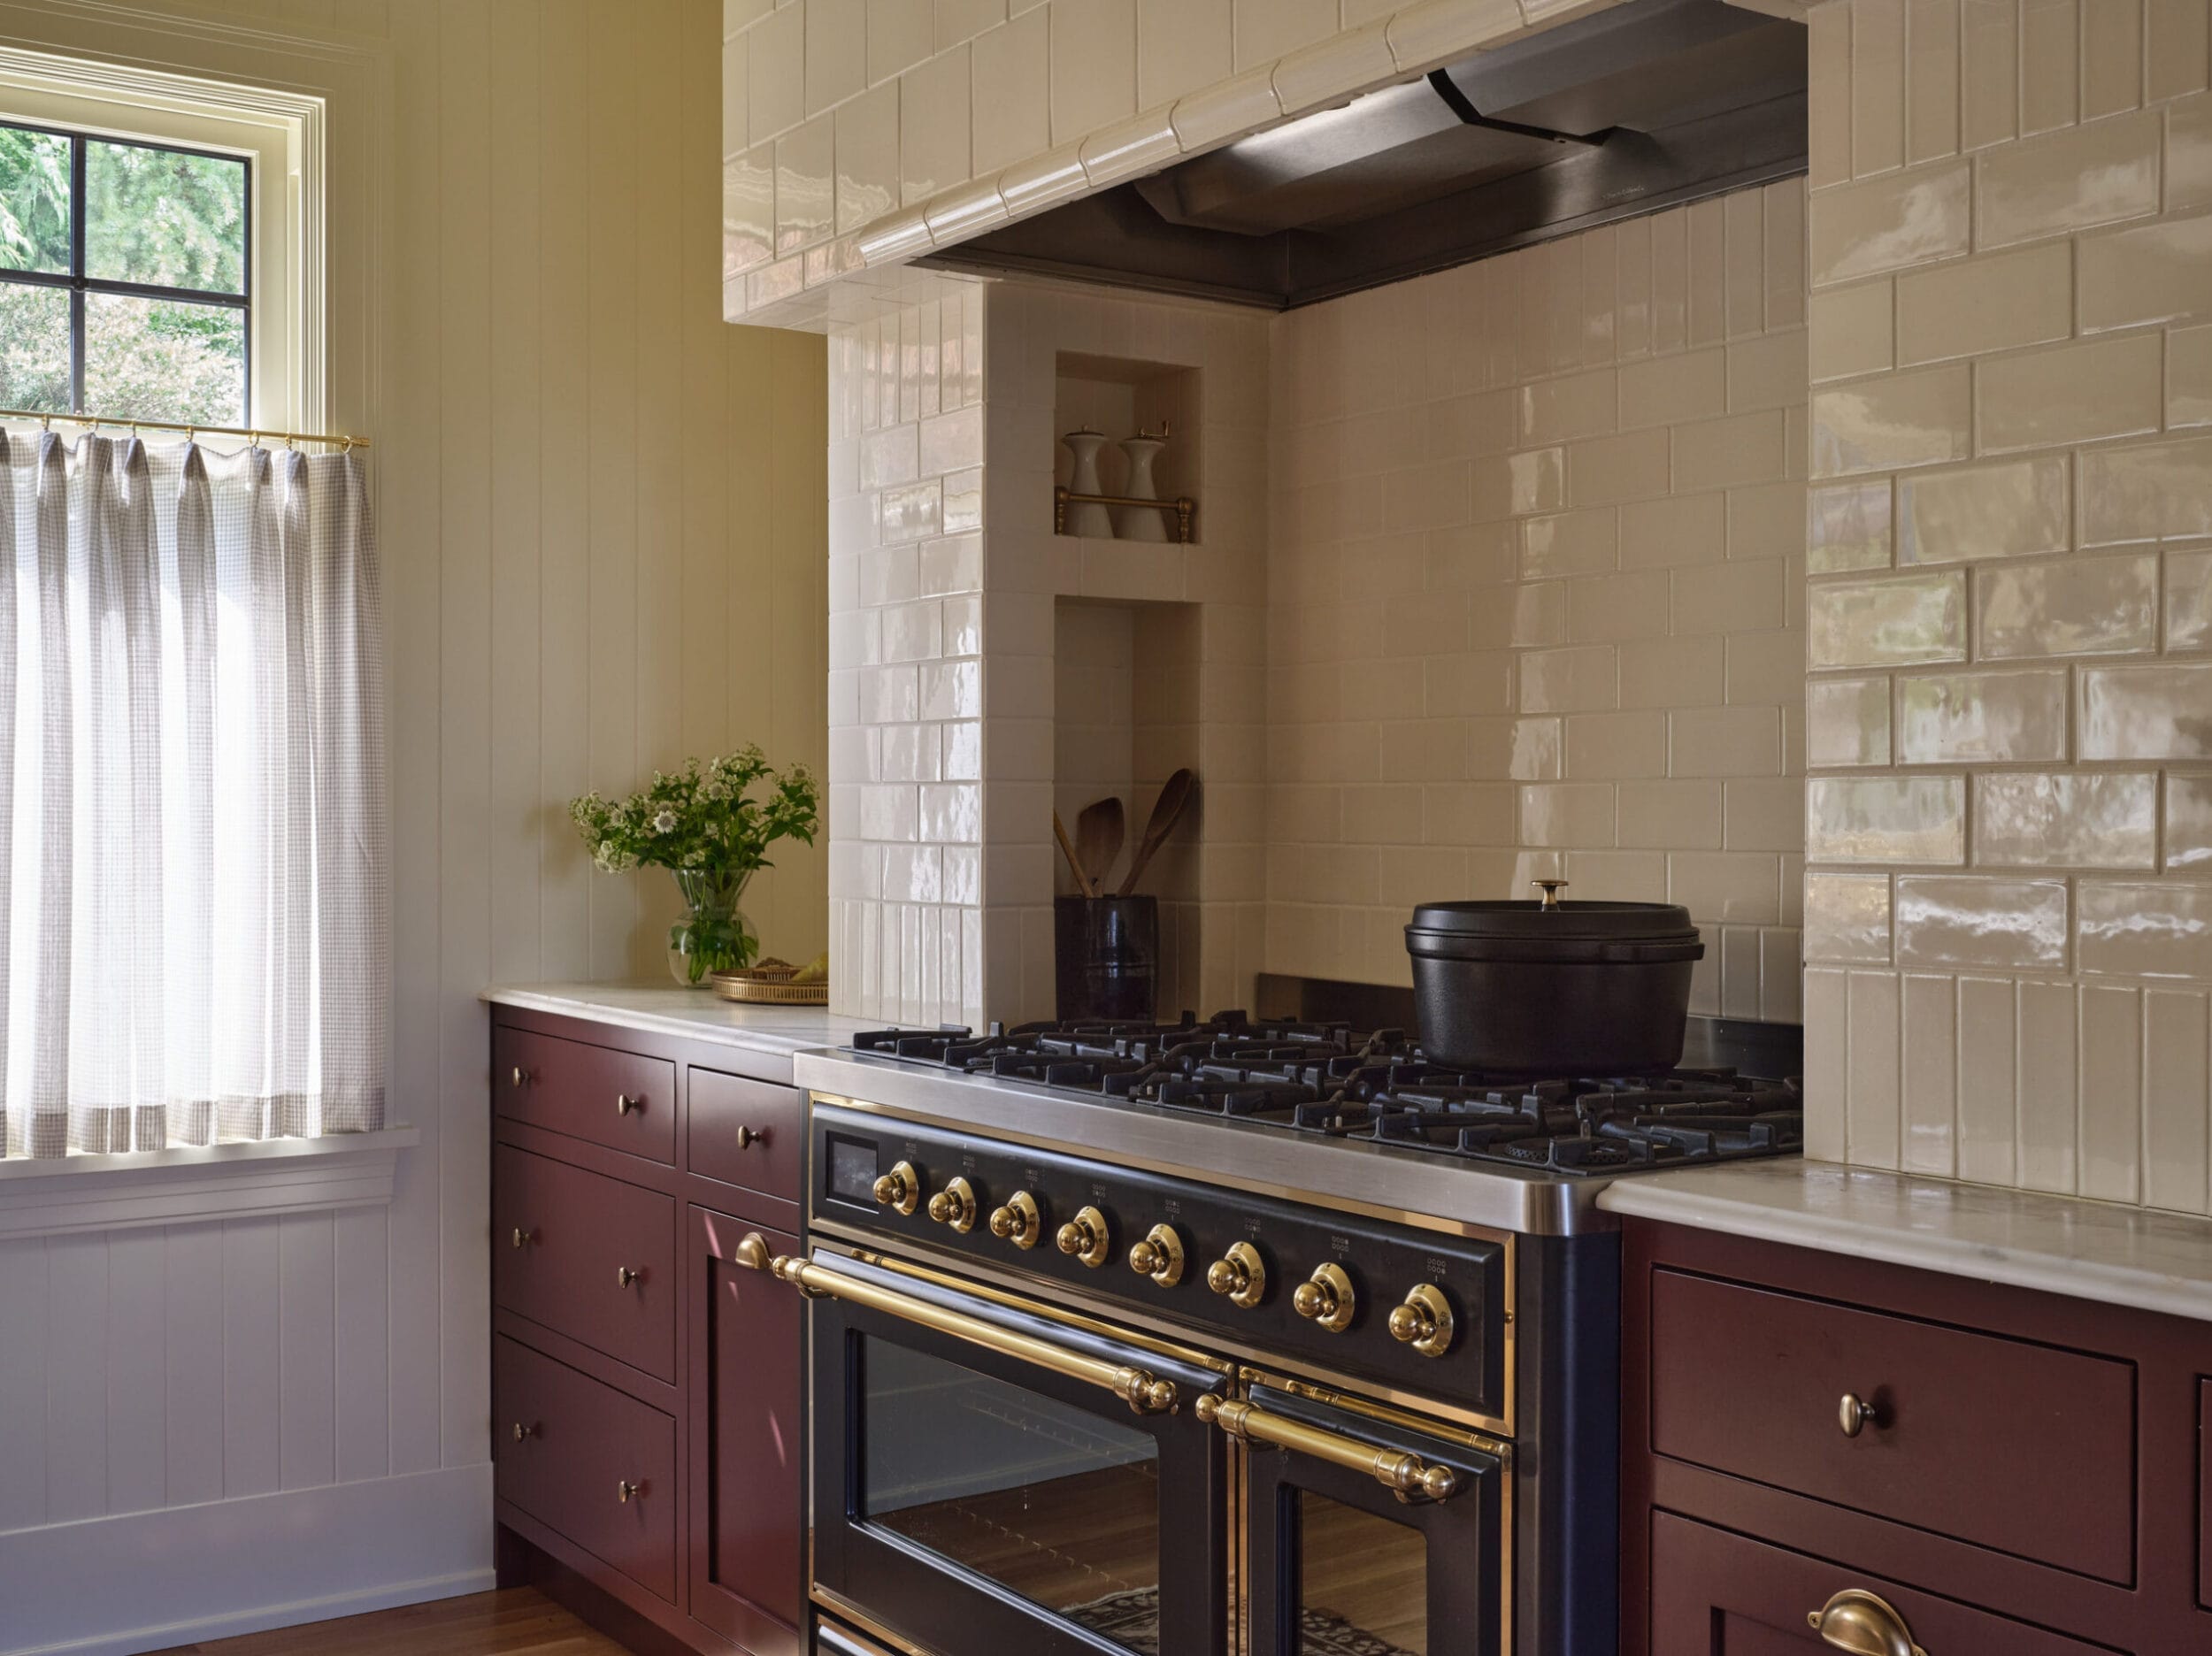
0 406 370 449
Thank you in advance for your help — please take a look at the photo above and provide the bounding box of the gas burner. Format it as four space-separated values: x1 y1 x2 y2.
849 1011 1802 1178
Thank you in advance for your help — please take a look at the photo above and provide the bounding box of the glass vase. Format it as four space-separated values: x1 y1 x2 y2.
668 867 759 987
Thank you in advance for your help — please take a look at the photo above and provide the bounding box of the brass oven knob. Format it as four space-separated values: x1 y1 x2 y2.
927 1176 978 1232
1205 1241 1267 1308
1127 1223 1187 1287
1292 1262 1356 1332
1056 1205 1112 1268
1806 1589 1926 1656
872 1161 920 1215
987 1190 1042 1249
1386 1284 1455 1358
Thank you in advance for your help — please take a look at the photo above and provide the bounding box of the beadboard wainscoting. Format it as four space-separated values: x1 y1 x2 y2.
1801 0 2212 1212
0 2 826 1652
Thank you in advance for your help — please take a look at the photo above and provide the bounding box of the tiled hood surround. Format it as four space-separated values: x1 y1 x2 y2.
826 0 2212 1218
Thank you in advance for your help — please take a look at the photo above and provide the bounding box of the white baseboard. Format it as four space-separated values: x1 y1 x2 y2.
0 1462 495 1656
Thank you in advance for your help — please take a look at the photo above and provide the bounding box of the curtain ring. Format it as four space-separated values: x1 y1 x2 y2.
341 435 354 454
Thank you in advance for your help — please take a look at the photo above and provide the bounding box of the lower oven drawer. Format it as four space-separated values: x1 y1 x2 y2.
494 1335 677 1604
493 1144 676 1381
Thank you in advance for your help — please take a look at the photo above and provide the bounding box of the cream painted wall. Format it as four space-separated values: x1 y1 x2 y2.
0 2 825 1649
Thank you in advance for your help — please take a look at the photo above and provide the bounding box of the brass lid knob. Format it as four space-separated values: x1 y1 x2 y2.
1531 878 1569 909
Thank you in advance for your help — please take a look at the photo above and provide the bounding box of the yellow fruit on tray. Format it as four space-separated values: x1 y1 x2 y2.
791 952 829 985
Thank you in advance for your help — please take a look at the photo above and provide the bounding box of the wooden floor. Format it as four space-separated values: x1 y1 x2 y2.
144 1589 634 1656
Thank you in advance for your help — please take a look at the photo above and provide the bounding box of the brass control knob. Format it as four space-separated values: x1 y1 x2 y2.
927 1176 978 1232
987 1190 1042 1249
1291 1261 1356 1332
1205 1241 1267 1308
1127 1223 1187 1287
1055 1205 1112 1268
1386 1283 1455 1358
872 1161 919 1215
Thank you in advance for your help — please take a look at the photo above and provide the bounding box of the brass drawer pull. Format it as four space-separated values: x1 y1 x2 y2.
616 1266 641 1289
510 1227 536 1250
511 1422 538 1442
1838 1392 1885 1438
617 1478 646 1504
734 1123 759 1148
1808 1589 1926 1656
615 1093 640 1116
763 1250 1179 1415
733 1232 772 1272
1194 1393 1460 1503
510 1066 529 1088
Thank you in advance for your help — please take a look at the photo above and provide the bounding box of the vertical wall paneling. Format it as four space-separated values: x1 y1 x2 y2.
330 1206 390 1484
43 1234 108 1523
279 1213 338 1491
163 1222 227 1508
0 1238 48 1530
104 1229 166 1517
220 1217 282 1499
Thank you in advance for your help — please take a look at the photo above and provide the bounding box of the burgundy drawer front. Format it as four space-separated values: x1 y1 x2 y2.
1649 1510 2111 1655
495 1146 677 1382
496 1024 676 1165
687 1068 802 1200
1650 1269 2135 1583
495 1336 678 1604
2201 1380 2210 1611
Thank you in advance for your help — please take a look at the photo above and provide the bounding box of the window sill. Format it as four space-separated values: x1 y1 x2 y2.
0 1127 419 1239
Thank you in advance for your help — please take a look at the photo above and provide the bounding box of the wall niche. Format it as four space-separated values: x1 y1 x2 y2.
1054 352 1202 546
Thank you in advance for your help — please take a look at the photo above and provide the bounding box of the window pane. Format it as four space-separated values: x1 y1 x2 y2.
87 140 247 295
85 293 245 424
0 126 71 275
0 281 71 410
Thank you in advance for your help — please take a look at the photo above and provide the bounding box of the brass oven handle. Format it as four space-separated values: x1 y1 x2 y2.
1194 1394 1460 1503
738 1238 1179 1415
1807 1590 1926 1656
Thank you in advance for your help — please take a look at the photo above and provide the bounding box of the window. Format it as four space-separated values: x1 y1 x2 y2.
0 122 250 425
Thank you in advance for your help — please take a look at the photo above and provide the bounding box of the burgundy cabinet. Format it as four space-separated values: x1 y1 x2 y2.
1624 1220 2212 1656
688 1067 803 1202
493 1144 677 1383
496 1023 678 1165
495 1335 679 1604
1649 1512 2108 1656
687 1206 804 1656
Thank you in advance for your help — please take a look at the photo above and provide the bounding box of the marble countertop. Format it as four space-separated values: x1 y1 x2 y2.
483 982 873 1062
1597 1160 2212 1323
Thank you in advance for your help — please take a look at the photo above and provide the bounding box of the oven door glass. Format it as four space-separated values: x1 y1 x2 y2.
1244 1385 1504 1656
807 1250 1231 1656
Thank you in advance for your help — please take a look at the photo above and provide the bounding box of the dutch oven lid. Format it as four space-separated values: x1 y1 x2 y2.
1408 880 1698 943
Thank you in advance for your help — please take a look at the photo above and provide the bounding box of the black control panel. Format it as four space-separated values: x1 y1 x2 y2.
813 1103 1509 1418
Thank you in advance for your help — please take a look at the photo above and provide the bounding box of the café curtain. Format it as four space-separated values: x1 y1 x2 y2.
0 431 386 1158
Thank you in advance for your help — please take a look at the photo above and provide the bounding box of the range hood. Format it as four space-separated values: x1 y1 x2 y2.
921 0 1808 310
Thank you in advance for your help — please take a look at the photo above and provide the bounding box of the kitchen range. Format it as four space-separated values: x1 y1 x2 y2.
767 1006 1805 1656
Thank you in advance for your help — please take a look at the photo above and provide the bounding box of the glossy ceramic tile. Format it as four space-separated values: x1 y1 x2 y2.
1978 332 2164 455
1978 770 2160 867
1808 479 1894 571
1808 163 1971 285
1893 668 2068 763
1807 570 1966 667
2078 880 2212 978
2168 545 2212 647
835 84 902 236
1806 870 1894 962
2173 325 2212 429
1977 552 2157 658
1806 775 1967 863
1894 874 2069 969
2079 435 2212 544
972 10 1049 174
1050 0 1136 142
2162 773 2212 869
1897 456 2069 564
1895 242 2070 366
1808 675 1893 766
1976 108 2162 246
2078 214 2212 334
1810 364 1971 476
900 48 972 206
2081 662 2212 759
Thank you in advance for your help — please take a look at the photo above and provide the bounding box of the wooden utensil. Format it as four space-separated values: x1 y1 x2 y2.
1118 769 1195 896
1053 809 1091 895
1074 797 1125 898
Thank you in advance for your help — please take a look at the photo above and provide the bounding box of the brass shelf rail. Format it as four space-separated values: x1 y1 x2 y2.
1054 485 1196 544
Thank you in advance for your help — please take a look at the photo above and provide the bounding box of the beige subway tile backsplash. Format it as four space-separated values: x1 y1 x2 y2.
2080 660 2212 757
1973 770 2160 867
1894 242 2071 365
2078 212 2212 333
2078 433 2212 543
1808 479 1894 571
1977 552 2158 657
1975 107 2163 246
2079 880 2212 977
1896 456 2069 564
1974 332 2165 454
1893 668 2068 763
1810 363 1971 476
1807 773 1967 862
1807 569 1966 667
1894 873 2069 969
1809 163 1972 284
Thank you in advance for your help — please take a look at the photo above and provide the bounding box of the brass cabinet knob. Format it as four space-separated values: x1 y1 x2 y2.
872 1161 919 1215
1806 1590 1926 1656
987 1190 1041 1248
1386 1283 1455 1358
926 1176 978 1232
1838 1392 1885 1438
617 1479 646 1505
1055 1205 1112 1268
1127 1223 1187 1287
733 1232 772 1273
1292 1262 1356 1332
510 1066 529 1088
511 1422 537 1442
616 1266 641 1288
1205 1241 1267 1308
733 1123 760 1149
510 1227 535 1250
614 1093 640 1116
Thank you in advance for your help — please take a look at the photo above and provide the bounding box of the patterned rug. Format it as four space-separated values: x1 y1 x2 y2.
1064 1585 1421 1656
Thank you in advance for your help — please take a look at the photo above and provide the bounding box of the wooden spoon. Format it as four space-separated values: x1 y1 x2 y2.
1053 809 1091 895
1074 796 1125 899
1118 769 1195 897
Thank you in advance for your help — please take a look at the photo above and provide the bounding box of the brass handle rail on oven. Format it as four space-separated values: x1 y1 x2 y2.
1194 1394 1460 1503
733 1234 1180 1415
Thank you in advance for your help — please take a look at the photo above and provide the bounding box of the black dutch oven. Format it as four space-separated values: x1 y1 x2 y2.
1404 880 1705 1075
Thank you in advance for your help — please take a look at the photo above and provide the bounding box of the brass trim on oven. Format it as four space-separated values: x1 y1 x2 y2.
757 1245 1192 1414
810 1218 1507 1438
